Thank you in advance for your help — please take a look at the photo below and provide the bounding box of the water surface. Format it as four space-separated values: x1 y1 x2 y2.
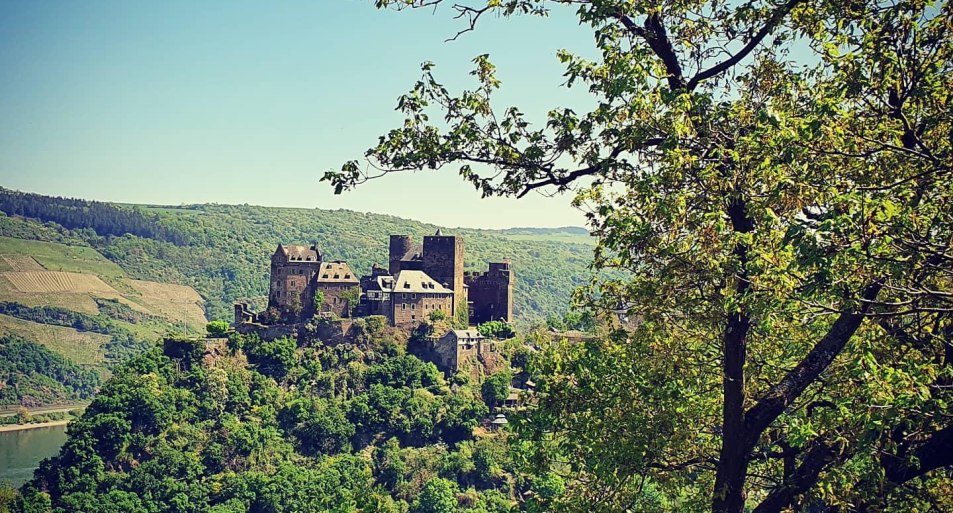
0 425 68 488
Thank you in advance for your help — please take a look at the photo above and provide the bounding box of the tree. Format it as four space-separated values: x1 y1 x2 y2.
340 287 361 318
285 292 303 322
244 336 297 379
454 299 470 328
481 371 511 411
411 478 458 513
326 1 953 511
477 320 515 339
313 290 326 316
15 406 31 424
206 320 230 337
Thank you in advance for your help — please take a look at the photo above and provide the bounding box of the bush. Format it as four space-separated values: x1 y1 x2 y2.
244 335 297 379
206 320 230 337
476 321 514 339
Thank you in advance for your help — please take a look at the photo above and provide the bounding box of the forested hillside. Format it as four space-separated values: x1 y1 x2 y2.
0 189 597 322
0 335 101 406
11 327 550 513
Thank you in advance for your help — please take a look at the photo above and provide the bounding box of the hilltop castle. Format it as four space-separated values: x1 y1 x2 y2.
235 230 513 330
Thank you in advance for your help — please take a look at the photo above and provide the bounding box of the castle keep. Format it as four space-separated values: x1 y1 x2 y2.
267 244 360 318
236 230 513 331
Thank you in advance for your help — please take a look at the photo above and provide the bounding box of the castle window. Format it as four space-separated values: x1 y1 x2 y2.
411 304 415 310
401 303 406 310
412 293 416 299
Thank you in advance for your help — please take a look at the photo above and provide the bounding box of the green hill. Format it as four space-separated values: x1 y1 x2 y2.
0 188 597 324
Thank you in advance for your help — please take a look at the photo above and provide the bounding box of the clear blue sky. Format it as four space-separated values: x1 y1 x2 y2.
0 1 597 229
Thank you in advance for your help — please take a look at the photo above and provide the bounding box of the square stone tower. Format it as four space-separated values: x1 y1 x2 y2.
422 229 466 315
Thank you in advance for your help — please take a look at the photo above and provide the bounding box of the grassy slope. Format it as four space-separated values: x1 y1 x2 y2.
0 236 126 280
0 314 108 366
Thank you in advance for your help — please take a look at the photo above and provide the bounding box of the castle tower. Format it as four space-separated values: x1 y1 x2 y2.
389 235 415 275
422 231 465 315
488 260 514 322
465 260 514 324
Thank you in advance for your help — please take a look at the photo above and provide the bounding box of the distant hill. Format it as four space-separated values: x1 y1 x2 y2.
498 226 590 236
489 226 594 246
0 233 208 406
0 188 598 325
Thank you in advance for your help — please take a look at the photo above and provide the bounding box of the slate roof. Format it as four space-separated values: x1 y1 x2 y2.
391 270 453 294
449 329 484 340
316 261 359 284
365 275 395 292
276 244 320 262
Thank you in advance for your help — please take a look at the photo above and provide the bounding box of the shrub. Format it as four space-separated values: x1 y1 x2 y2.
206 320 230 337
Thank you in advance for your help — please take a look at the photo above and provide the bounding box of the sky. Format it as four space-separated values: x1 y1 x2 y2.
0 1 599 229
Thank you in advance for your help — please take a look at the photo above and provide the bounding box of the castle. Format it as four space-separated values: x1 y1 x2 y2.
235 230 514 331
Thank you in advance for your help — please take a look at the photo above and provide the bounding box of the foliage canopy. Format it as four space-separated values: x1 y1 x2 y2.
325 1 953 511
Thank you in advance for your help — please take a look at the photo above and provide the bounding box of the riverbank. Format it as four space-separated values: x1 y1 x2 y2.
0 420 70 433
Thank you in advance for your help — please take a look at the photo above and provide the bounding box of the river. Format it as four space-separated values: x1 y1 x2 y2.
0 424 67 488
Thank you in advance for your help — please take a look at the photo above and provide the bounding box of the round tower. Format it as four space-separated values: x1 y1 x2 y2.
389 235 414 275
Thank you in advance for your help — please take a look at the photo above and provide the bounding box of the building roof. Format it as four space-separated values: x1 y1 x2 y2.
391 270 453 294
365 274 395 292
316 261 359 283
449 329 484 340
276 244 320 262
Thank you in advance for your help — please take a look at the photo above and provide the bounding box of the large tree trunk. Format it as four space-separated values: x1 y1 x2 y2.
712 197 754 513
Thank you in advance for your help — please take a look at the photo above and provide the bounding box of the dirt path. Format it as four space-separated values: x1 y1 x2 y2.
0 403 87 417
0 420 71 432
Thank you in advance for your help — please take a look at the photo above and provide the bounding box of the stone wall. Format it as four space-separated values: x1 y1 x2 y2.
316 282 359 318
236 322 297 341
391 292 453 328
422 235 465 313
269 259 320 316
388 235 417 274
465 261 514 323
424 331 507 379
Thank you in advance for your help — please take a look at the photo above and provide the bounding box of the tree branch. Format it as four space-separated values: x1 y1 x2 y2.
616 12 686 91
515 140 662 198
882 422 953 485
752 441 840 513
686 0 804 91
743 282 884 446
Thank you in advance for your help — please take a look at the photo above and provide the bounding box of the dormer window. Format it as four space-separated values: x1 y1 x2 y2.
322 274 329 279
344 274 350 279
334 274 340 279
